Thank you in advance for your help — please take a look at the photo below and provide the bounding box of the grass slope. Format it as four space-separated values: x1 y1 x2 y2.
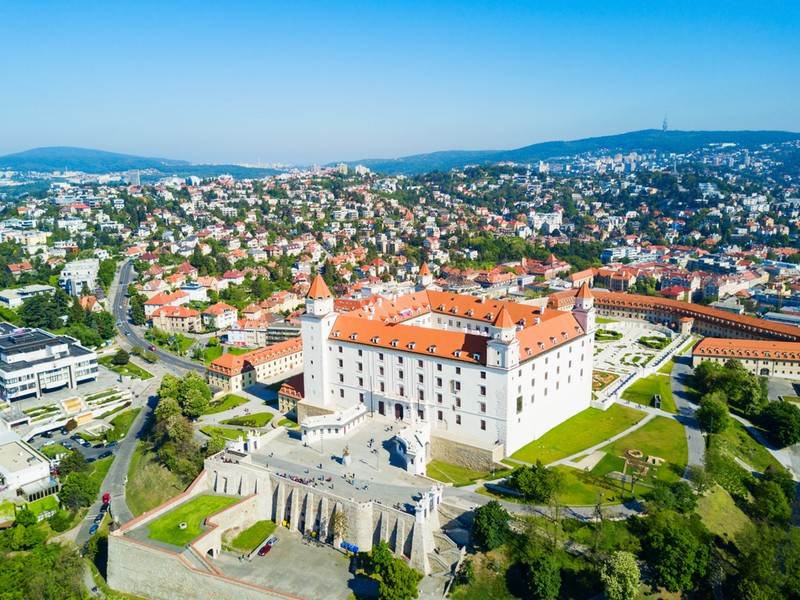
621 374 676 413
511 404 646 464
126 443 185 516
230 520 277 553
147 495 239 547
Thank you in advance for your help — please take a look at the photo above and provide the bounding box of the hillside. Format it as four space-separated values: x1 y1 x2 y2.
340 129 800 175
0 147 280 179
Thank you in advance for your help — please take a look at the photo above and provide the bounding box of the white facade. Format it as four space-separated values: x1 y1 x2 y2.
300 277 595 458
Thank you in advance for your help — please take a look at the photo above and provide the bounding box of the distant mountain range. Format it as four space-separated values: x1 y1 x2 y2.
336 129 800 175
0 146 280 179
3 129 799 179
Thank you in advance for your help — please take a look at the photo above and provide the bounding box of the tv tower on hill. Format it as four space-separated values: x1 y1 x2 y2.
662 109 668 132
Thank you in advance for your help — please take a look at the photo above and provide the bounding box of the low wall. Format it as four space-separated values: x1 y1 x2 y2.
430 434 504 472
296 401 334 423
107 536 297 600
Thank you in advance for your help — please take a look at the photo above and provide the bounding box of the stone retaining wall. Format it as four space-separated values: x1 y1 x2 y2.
430 434 504 471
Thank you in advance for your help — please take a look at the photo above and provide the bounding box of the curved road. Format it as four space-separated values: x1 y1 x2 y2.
113 260 204 375
669 354 706 471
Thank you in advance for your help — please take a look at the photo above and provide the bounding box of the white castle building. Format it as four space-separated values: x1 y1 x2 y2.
298 266 596 474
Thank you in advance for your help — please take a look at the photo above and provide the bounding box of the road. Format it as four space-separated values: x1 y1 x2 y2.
113 260 204 375
669 355 706 472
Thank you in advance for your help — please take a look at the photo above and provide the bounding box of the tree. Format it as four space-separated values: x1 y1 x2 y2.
695 392 730 433
760 401 800 448
472 500 509 550
130 294 146 325
686 465 713 495
157 374 182 401
378 558 423 600
369 540 394 579
97 259 117 288
59 472 99 510
58 449 88 477
762 465 795 503
88 310 116 340
600 551 641 600
648 481 697 514
180 386 209 419
112 349 130 366
527 552 561 600
750 480 791 525
509 460 563 503
14 508 37 527
642 510 708 592
331 511 348 543
205 434 226 457
67 298 86 326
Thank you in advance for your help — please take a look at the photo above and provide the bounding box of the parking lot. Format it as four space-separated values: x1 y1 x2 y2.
213 528 376 599
30 428 119 464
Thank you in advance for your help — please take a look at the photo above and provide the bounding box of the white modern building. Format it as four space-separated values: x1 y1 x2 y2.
59 258 100 296
0 429 57 501
0 284 54 309
0 324 99 400
298 270 595 474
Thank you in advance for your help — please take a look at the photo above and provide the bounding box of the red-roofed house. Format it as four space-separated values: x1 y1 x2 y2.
202 302 238 330
143 290 189 317
151 305 201 333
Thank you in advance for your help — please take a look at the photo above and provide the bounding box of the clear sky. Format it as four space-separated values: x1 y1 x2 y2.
1 1 798 165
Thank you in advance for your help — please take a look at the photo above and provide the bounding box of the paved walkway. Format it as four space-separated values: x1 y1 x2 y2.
668 355 705 473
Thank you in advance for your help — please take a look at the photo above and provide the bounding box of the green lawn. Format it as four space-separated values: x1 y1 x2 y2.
98 355 154 380
599 416 688 485
230 520 277 553
713 419 781 473
278 418 298 428
107 408 141 441
555 465 635 505
695 485 750 543
27 495 60 516
510 404 646 465
621 374 677 413
39 443 68 458
147 495 240 547
204 394 248 415
88 456 115 490
204 346 223 364
226 346 250 356
221 412 273 427
596 317 618 325
595 329 623 342
126 443 186 516
200 425 245 440
179 337 196 355
426 460 512 487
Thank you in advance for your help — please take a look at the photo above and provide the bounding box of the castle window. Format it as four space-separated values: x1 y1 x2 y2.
455 415 461 425
481 371 486 379
480 385 486 396
437 410 443 421
480 402 486 413
480 420 486 431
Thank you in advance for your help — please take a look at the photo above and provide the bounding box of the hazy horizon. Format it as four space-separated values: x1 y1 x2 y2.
1 1 798 164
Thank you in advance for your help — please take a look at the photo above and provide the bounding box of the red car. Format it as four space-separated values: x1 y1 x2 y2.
148 345 156 351
102 493 110 504
258 544 272 556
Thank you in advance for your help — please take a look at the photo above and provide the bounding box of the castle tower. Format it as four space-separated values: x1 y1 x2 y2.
301 275 337 406
572 283 595 334
415 262 433 292
487 306 520 369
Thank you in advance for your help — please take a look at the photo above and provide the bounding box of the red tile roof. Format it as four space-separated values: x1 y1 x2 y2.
307 275 332 300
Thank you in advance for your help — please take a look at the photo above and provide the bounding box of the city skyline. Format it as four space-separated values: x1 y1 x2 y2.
1 1 799 164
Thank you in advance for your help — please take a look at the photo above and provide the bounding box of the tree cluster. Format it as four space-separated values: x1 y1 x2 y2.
363 541 423 600
507 460 564 504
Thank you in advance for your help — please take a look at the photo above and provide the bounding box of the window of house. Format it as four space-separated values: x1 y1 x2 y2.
456 367 461 374
418 390 424 401
455 397 461 407
357 362 363 372
398 370 404 379
436 377 442 387
358 349 363 357
418 409 424 420
338 374 344 382
437 364 442 372
479 385 486 396
379 353 384 360
516 396 523 413
379 366 384 376
437 393 443 403
338 359 343 367
380 382 385 392
339 389 344 397
398 357 404 364
480 371 486 379
359 393 364 402
417 360 423 368
358 377 363 386
339 347 343 353
399 386 405 397
480 420 486 431
454 381 461 391
418 374 424 383
455 415 461 425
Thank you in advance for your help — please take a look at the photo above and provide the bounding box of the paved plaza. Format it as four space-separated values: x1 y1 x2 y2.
593 321 672 375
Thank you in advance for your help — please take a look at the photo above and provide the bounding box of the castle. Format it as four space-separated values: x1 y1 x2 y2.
296 267 596 473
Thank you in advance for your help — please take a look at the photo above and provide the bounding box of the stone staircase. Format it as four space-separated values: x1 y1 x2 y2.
437 503 472 547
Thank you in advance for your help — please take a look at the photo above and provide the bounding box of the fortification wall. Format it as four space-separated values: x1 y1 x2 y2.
430 434 503 471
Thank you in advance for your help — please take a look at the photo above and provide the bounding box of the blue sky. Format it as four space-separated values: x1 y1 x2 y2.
1 1 798 164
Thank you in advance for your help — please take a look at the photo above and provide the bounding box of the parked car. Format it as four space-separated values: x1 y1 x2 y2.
102 493 110 504
60 428 68 436
63 442 74 450
93 443 105 449
94 514 104 524
86 457 96 463
105 441 118 447
266 536 279 546
41 431 53 439
98 451 113 459
89 524 99 535
69 434 81 441
258 544 272 556
125 331 131 336
100 503 109 513
148 345 156 351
